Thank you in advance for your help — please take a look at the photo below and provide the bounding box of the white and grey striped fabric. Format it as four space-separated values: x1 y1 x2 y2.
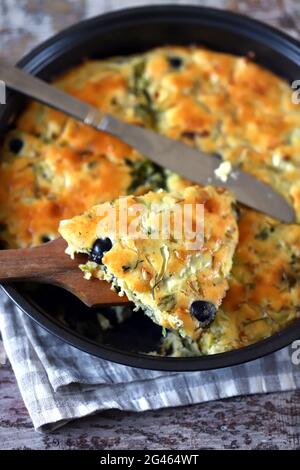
0 291 300 432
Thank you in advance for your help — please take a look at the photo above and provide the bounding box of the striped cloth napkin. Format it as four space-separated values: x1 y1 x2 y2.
0 290 299 432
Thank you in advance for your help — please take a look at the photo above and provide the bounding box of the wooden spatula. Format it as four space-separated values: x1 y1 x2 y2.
0 238 129 307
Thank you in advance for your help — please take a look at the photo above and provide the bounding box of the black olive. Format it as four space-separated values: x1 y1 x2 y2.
190 300 217 327
89 237 112 264
9 138 23 154
168 56 183 69
41 235 51 243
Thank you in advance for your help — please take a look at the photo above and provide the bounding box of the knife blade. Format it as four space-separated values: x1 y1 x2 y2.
1 63 295 223
97 114 295 223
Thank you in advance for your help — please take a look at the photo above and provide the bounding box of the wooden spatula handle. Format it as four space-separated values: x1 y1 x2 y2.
0 238 129 307
0 238 73 282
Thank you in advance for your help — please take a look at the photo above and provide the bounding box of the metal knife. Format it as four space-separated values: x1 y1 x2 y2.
0 63 295 223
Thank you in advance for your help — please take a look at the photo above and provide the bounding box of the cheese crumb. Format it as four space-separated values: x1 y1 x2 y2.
214 161 232 183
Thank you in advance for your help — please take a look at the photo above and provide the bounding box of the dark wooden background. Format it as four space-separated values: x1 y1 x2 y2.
0 0 300 449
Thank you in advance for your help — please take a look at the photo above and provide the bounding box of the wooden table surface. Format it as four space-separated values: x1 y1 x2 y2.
0 0 300 450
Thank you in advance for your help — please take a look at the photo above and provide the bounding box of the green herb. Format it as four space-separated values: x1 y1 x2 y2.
126 159 167 194
246 282 256 290
134 104 156 127
281 271 298 289
122 265 131 272
87 161 99 169
122 259 144 272
130 60 147 95
158 294 176 312
152 245 170 298
211 120 223 141
243 318 270 327
79 150 93 157
255 227 269 240
129 59 161 128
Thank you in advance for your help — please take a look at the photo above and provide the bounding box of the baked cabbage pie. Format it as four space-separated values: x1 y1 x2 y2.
59 185 238 339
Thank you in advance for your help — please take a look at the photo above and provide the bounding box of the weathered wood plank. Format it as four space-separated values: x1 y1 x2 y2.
0 0 299 64
1 361 300 449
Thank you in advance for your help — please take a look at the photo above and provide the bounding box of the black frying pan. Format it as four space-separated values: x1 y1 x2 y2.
1 5 300 371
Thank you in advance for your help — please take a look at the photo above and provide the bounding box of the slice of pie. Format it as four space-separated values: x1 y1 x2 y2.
59 185 238 339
